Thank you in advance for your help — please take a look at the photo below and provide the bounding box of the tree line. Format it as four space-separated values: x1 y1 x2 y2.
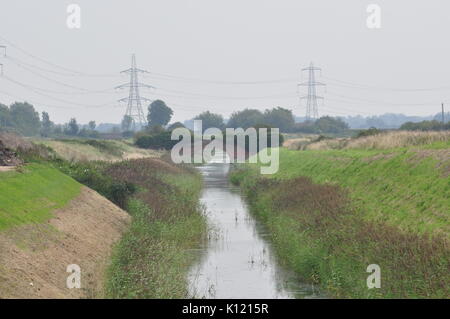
1 99 353 138
400 120 450 131
144 101 350 134
132 100 352 150
0 102 98 137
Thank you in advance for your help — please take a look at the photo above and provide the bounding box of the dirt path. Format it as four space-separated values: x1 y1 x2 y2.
0 187 130 299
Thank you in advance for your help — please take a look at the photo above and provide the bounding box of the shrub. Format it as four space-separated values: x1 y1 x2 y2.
82 140 123 157
356 127 382 138
135 131 178 150
294 117 350 134
122 130 134 138
54 159 135 208
400 120 450 131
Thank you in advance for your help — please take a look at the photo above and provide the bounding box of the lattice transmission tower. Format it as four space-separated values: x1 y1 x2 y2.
298 62 325 120
117 54 153 130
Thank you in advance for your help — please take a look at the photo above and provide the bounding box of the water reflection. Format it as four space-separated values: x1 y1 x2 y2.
187 154 324 299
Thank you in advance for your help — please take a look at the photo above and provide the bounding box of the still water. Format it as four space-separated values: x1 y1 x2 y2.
187 153 323 299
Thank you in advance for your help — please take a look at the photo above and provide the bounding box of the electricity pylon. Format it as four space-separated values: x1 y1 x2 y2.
298 62 325 120
116 54 153 131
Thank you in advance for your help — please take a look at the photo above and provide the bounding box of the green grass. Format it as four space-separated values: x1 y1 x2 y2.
231 142 450 298
268 145 449 235
0 164 81 230
105 160 206 298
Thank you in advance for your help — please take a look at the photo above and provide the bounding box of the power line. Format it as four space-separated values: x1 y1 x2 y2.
5 55 120 78
151 86 298 100
1 75 117 108
1 35 447 120
5 56 113 92
147 71 298 85
320 103 377 116
326 90 446 107
324 75 450 92
0 88 115 110
0 34 118 78
2 73 118 95
2 33 449 92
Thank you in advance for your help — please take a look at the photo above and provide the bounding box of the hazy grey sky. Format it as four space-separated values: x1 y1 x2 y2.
0 0 449 124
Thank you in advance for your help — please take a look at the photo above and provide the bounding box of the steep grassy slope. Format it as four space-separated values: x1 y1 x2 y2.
0 164 81 230
231 142 449 298
0 161 130 298
272 144 450 235
0 187 129 299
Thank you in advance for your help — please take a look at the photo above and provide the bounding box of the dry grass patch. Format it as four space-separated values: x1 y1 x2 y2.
304 131 450 151
34 139 163 162
344 131 450 150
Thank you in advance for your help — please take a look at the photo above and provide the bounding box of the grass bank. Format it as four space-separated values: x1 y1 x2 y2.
104 159 206 298
231 142 449 298
46 154 206 298
1 132 206 298
0 164 81 230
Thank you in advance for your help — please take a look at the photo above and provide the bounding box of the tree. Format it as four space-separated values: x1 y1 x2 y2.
9 102 41 136
121 115 134 131
88 121 96 130
147 100 173 127
400 120 449 131
263 107 295 132
53 124 63 135
110 126 121 134
254 124 285 149
227 109 265 129
66 118 79 136
315 116 349 134
356 127 382 138
194 111 225 132
135 131 178 150
0 104 12 128
146 124 165 134
167 122 185 131
78 128 99 138
41 111 54 137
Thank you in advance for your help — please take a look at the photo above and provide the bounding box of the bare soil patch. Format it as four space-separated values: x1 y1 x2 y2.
0 186 130 299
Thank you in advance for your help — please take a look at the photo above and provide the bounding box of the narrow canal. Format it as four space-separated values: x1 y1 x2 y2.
188 153 323 298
